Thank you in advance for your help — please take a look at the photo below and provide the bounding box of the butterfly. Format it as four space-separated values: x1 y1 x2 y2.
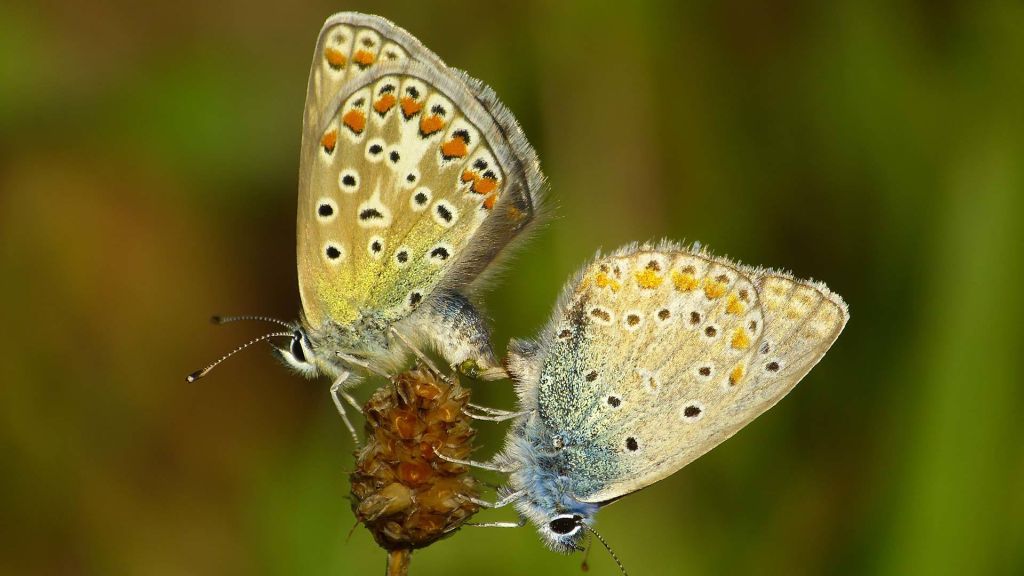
188 13 545 442
439 242 847 561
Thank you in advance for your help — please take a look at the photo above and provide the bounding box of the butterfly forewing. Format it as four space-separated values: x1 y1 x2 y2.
535 244 848 503
297 15 542 330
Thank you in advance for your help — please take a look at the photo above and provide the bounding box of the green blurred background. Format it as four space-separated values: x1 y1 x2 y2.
2 1 1022 574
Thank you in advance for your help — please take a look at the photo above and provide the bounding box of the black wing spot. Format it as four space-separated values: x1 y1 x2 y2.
658 309 671 320
389 150 400 163
409 292 422 306
683 405 702 418
472 158 488 170
766 361 780 372
625 437 639 451
690 311 701 325
704 325 717 337
430 104 446 116
406 173 416 183
342 174 357 186
359 208 384 221
369 143 383 155
318 204 334 217
607 396 621 408
325 245 341 260
430 246 450 260
698 366 711 377
414 192 428 205
370 240 382 253
436 203 453 222
406 86 420 99
585 371 598 382
396 250 409 263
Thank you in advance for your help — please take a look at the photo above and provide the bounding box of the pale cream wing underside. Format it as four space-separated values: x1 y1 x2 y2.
536 245 848 504
296 14 542 329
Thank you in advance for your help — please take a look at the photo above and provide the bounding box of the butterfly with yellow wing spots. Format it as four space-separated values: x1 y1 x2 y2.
189 13 546 442
437 242 847 562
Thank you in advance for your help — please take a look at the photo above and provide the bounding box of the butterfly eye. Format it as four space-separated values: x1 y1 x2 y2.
290 333 307 363
548 515 582 535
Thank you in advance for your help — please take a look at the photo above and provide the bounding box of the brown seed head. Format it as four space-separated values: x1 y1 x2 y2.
350 367 480 550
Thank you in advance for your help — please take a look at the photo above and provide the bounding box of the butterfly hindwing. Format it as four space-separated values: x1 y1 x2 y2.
297 14 543 331
533 243 848 503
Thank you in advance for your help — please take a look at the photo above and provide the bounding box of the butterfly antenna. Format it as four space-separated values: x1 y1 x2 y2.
579 534 593 572
583 525 628 576
186 331 293 382
211 314 292 329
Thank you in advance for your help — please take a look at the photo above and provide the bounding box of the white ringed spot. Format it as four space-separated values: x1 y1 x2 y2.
368 235 385 259
338 169 360 193
410 187 431 211
680 401 705 423
365 138 386 162
393 246 412 268
356 198 392 229
322 241 345 265
315 197 338 223
432 199 458 228
427 243 453 265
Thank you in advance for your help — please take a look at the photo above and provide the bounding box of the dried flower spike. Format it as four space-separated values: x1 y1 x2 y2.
350 367 481 557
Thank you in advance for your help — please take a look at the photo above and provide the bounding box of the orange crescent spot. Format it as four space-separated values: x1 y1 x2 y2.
725 293 746 315
460 170 476 183
342 110 366 134
731 328 751 350
353 49 375 69
702 278 727 300
419 114 445 136
482 193 497 210
320 129 338 153
634 268 664 289
471 177 498 195
373 94 396 114
729 364 746 386
672 271 698 292
441 137 468 159
324 48 347 70
400 97 423 118
596 271 621 292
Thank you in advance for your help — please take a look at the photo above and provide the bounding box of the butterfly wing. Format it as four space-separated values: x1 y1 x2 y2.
297 13 543 329
530 242 848 503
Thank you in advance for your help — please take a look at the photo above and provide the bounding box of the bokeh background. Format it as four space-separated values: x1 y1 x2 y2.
2 1 1022 574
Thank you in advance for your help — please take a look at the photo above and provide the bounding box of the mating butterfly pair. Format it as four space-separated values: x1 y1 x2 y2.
190 12 848 569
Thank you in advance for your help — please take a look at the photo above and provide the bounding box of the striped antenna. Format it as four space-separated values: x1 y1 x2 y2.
186 331 293 382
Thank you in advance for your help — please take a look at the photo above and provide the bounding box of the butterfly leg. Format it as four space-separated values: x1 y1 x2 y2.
337 351 390 379
432 448 517 473
389 327 444 377
463 404 532 422
464 517 528 529
415 291 508 381
461 489 524 509
329 371 360 445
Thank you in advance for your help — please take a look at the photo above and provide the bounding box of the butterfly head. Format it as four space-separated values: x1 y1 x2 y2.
274 327 320 378
539 512 591 552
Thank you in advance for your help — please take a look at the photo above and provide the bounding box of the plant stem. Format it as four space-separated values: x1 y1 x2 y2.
386 549 411 576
